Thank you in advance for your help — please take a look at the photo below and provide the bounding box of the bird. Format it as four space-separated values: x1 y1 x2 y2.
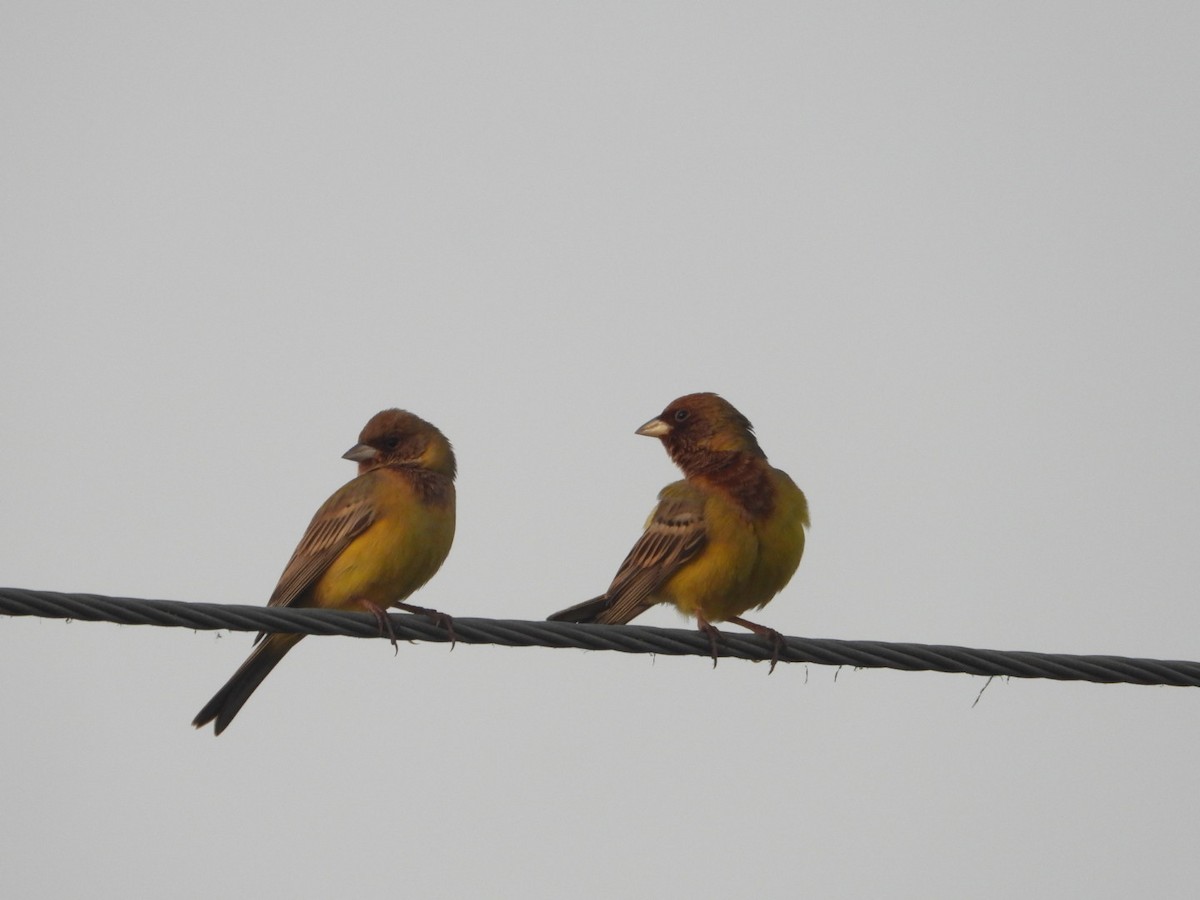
193 408 457 734
548 393 808 671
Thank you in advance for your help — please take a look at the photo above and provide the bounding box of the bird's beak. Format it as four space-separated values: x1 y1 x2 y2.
635 417 671 438
342 442 378 462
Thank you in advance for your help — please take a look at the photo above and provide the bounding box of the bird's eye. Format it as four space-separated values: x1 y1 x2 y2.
674 409 689 422
384 435 401 450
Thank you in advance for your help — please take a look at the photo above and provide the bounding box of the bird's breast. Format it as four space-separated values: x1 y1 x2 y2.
664 471 806 621
313 472 455 610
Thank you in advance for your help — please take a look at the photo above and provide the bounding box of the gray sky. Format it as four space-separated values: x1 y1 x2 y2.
3 3 1199 897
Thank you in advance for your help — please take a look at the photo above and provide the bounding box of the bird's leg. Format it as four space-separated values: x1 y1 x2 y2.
727 616 786 674
696 614 722 669
362 600 401 654
394 601 458 649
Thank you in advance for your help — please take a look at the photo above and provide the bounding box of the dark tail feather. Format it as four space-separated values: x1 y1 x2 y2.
547 595 612 623
193 633 303 735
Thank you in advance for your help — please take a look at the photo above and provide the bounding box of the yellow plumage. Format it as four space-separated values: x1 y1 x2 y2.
312 469 455 612
659 471 807 622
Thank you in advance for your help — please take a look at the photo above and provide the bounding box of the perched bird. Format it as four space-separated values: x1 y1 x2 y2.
548 393 808 670
193 409 457 734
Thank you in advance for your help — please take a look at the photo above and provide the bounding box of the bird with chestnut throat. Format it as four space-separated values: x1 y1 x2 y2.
549 392 808 671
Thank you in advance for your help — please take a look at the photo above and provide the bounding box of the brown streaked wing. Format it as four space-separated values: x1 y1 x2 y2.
594 485 707 625
266 475 379 610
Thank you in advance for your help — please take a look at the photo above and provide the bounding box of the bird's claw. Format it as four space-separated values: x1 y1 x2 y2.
396 602 458 649
728 616 786 673
362 601 401 654
697 617 722 668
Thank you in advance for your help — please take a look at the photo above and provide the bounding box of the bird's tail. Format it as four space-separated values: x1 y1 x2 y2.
192 633 303 735
546 595 613 623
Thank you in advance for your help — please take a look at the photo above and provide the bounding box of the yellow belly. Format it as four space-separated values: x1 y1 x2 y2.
661 469 806 622
311 476 456 611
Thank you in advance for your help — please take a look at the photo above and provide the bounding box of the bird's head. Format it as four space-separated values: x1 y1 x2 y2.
343 408 456 478
636 392 764 472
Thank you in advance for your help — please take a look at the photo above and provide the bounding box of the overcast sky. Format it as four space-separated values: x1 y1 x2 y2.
3 3 1199 898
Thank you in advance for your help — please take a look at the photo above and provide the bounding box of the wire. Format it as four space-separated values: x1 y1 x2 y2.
2 586 1197 687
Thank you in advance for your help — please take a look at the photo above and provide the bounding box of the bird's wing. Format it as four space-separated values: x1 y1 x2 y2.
592 483 708 624
266 474 379 610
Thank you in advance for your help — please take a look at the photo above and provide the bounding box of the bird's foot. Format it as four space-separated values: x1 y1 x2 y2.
727 616 786 674
395 602 458 650
362 600 401 654
696 616 722 669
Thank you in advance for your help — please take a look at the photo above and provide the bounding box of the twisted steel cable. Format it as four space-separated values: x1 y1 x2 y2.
2 586 1198 687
